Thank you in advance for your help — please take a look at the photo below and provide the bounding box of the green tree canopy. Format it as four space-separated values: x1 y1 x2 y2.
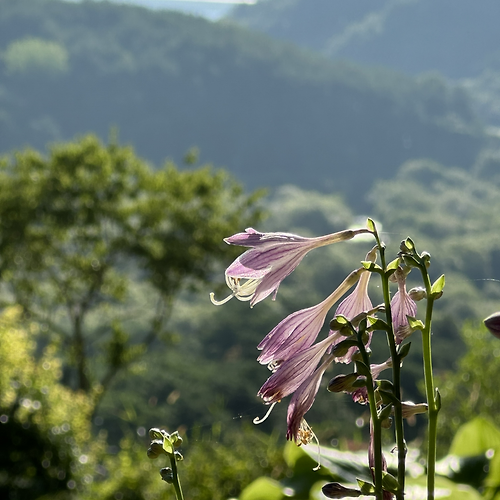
0 134 262 397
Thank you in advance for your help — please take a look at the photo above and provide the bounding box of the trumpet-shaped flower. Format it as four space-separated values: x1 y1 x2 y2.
258 335 336 404
286 356 333 442
391 267 417 344
257 268 364 366
210 227 370 307
328 246 377 363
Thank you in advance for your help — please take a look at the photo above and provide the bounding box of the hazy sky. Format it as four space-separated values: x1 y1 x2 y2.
66 0 256 20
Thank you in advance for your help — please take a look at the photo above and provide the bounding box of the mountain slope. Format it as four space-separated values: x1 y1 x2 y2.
228 0 500 79
0 0 486 205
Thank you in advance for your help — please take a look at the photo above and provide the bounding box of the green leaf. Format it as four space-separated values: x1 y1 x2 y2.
239 477 284 500
407 316 424 330
356 478 375 495
431 274 446 296
381 470 400 493
397 342 411 359
366 218 376 233
386 257 400 272
361 261 382 272
162 435 174 455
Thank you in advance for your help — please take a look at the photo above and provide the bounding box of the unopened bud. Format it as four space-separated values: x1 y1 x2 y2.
401 401 428 419
327 373 359 393
147 440 164 459
169 431 183 448
484 312 500 339
149 428 164 440
160 467 174 484
322 482 362 498
408 287 426 301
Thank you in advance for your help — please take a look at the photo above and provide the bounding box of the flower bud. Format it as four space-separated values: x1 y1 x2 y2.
147 440 164 459
327 373 359 393
170 431 183 448
174 451 184 461
149 428 164 440
322 482 362 498
484 312 500 339
160 467 174 484
408 287 426 301
401 401 428 419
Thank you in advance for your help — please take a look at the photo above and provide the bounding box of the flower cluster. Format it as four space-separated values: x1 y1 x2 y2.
211 223 423 444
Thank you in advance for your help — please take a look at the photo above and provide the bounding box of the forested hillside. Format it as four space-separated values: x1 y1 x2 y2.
0 0 487 205
228 0 500 79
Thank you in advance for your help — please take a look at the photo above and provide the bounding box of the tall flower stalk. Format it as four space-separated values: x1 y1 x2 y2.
210 219 443 500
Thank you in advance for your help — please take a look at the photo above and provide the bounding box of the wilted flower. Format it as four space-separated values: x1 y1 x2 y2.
350 359 392 405
210 227 370 307
390 267 417 344
257 268 364 366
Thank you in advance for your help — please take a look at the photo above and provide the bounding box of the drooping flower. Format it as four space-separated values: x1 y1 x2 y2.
286 356 333 443
328 246 377 363
258 335 336 404
257 268 364 366
390 267 417 344
210 227 371 307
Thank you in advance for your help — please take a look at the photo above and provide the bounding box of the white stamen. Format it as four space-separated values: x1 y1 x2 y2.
253 402 278 425
210 292 234 306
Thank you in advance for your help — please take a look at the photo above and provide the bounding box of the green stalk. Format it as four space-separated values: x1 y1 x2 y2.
373 232 406 499
418 266 438 500
169 453 185 500
358 332 384 500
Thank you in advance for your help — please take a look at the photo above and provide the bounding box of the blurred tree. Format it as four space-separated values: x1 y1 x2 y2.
3 37 69 76
435 321 500 455
0 134 262 402
0 306 100 499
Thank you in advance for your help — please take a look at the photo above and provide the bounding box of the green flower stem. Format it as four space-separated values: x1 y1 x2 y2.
373 232 406 499
169 454 185 500
358 331 383 500
418 266 439 500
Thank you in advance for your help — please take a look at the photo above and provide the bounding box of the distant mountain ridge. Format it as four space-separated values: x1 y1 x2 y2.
228 0 500 79
0 0 487 207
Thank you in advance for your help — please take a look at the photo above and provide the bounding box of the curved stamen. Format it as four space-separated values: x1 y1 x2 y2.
253 401 278 425
209 292 234 306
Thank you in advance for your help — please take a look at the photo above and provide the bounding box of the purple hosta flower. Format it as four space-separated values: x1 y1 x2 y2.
328 246 377 363
258 335 336 404
257 268 364 366
286 356 333 443
390 267 417 344
351 359 392 405
210 227 370 308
